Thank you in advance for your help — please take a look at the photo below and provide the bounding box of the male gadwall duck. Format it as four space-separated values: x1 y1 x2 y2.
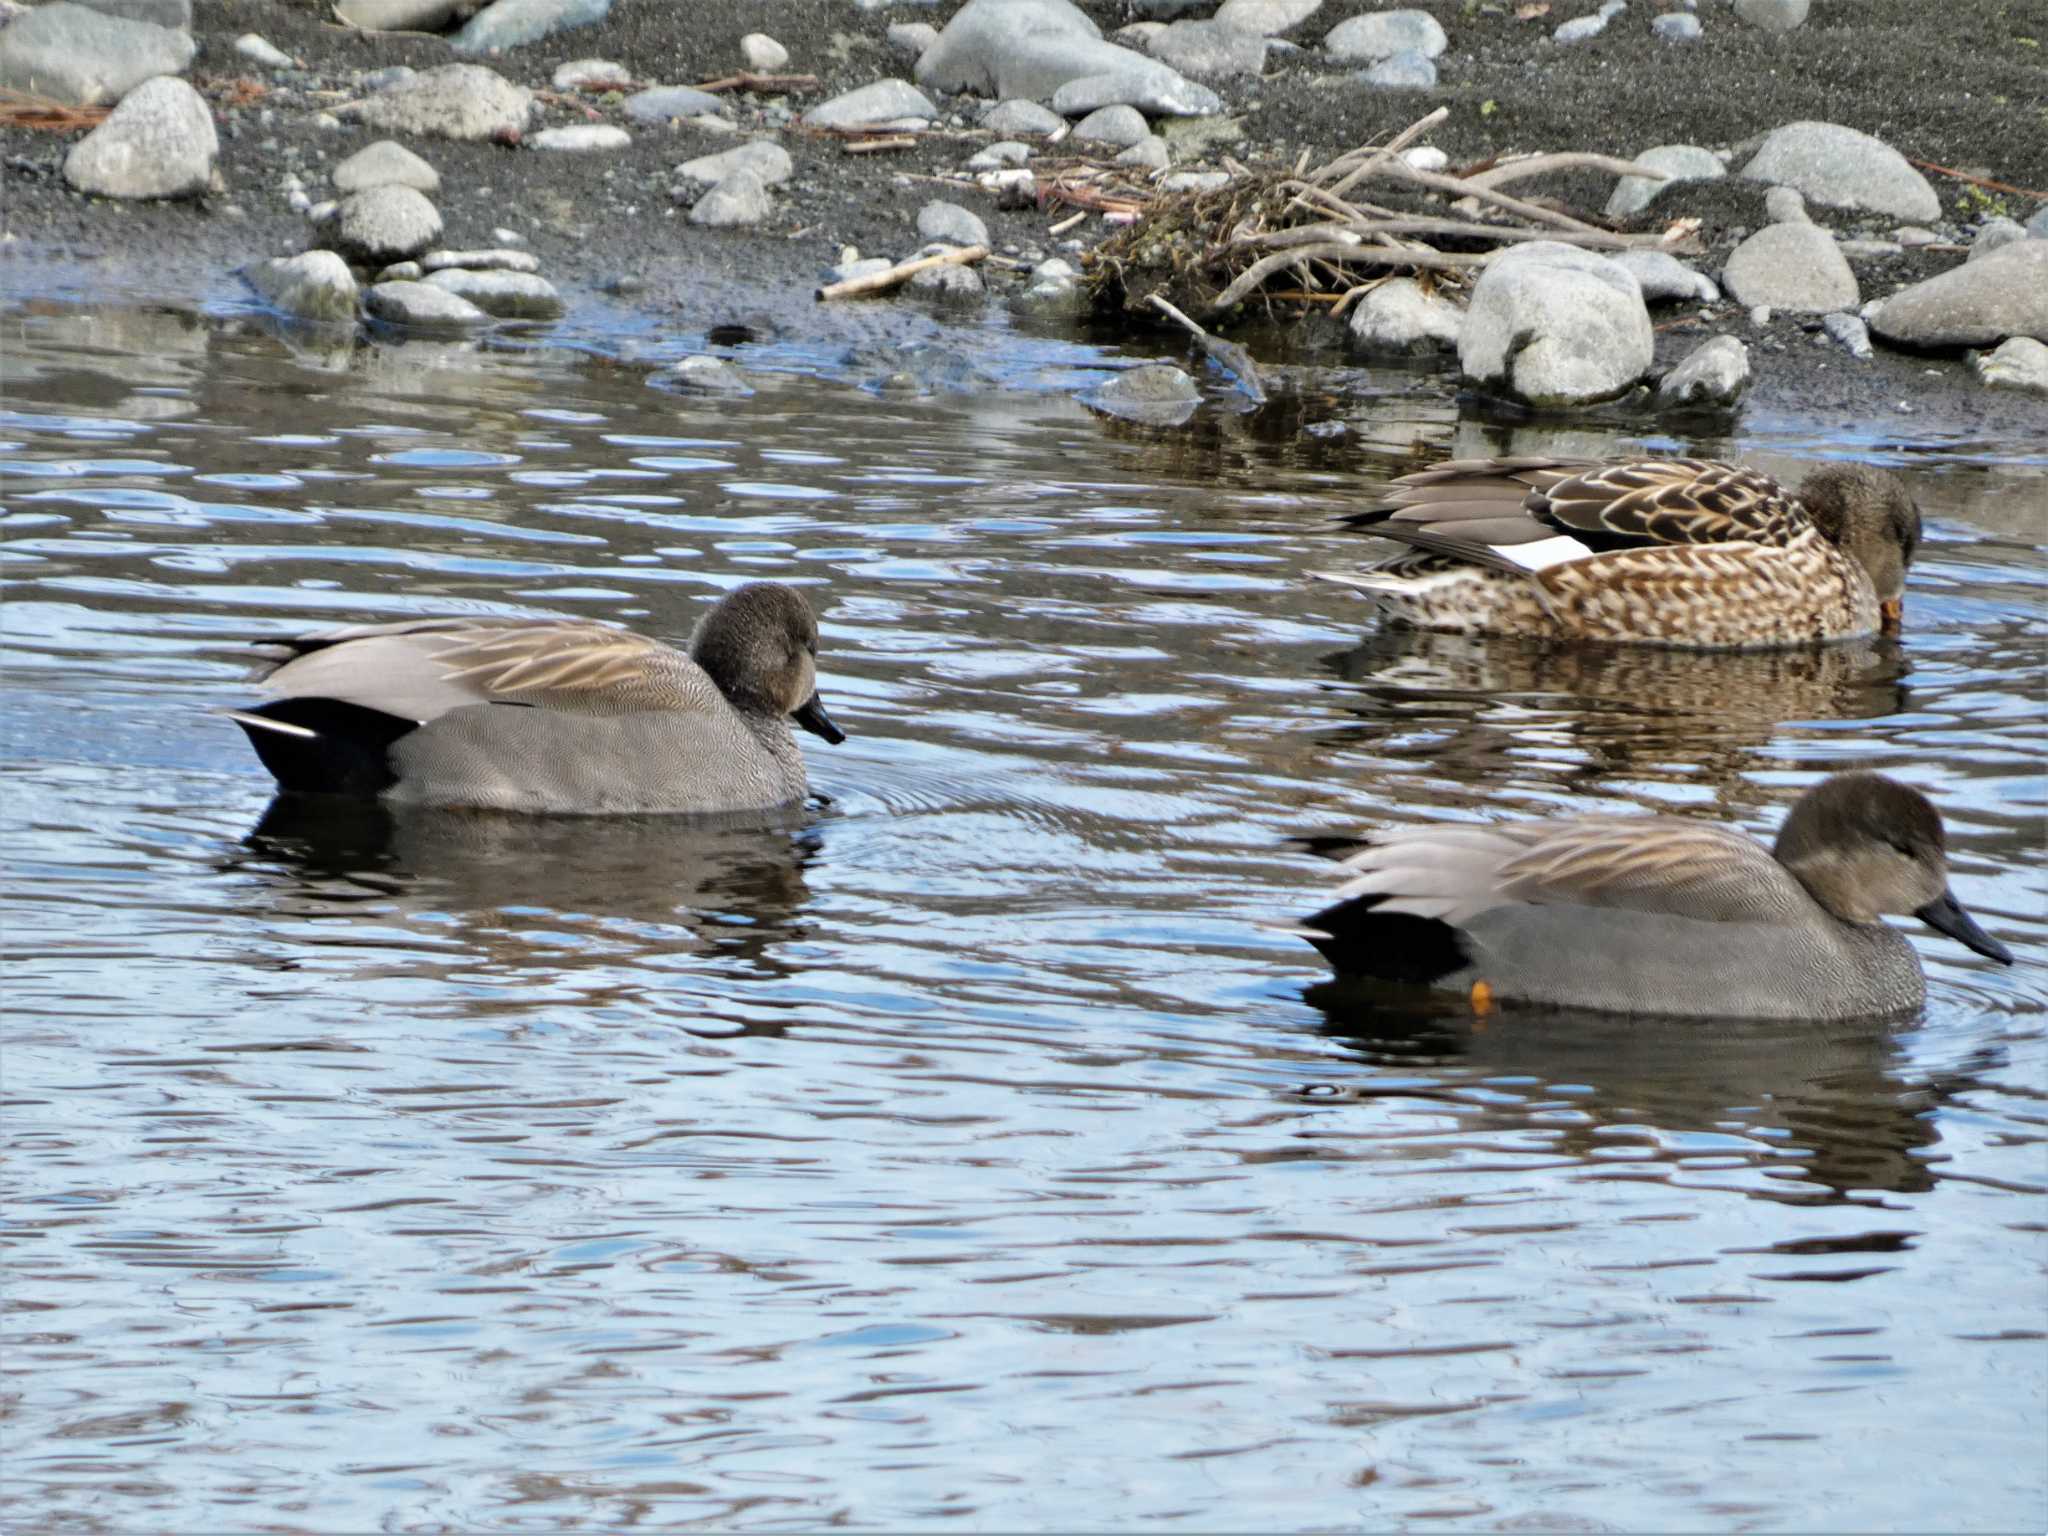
1294 772 2011 1020
1317 456 1921 648
226 581 844 814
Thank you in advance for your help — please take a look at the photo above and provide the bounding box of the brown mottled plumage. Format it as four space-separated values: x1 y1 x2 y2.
1316 456 1923 649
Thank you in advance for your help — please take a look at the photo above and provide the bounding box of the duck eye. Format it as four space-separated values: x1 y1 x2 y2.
1888 839 1916 858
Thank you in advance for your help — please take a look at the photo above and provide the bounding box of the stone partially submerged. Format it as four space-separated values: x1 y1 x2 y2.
1458 242 1654 407
1657 335 1750 410
1347 276 1462 353
1081 362 1202 425
242 251 358 325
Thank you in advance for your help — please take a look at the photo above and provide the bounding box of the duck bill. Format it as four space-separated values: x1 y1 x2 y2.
791 692 845 745
1879 596 1904 637
1914 889 2012 964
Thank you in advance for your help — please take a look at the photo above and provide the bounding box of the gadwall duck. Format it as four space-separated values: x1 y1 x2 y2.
1294 772 2012 1020
1317 456 1921 648
226 582 844 814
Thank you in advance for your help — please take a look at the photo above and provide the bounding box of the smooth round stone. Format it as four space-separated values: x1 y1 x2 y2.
529 124 630 151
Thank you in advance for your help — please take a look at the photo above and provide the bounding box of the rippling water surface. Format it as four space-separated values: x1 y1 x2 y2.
3 304 2044 1532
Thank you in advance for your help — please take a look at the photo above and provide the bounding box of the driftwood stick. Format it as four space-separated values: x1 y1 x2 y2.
1369 160 1606 232
1462 152 1673 190
844 136 918 154
1206 242 1482 313
1148 294 1267 404
695 72 820 94
1239 216 1651 253
1048 210 1087 235
1325 107 1451 198
816 244 988 301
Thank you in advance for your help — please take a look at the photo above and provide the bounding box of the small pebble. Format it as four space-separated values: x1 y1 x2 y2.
235 33 293 68
741 33 788 71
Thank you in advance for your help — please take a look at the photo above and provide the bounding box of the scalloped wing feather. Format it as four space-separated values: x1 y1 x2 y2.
1535 459 1806 549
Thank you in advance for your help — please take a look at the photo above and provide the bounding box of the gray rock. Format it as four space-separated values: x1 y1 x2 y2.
1358 50 1436 89
1113 20 1167 47
361 65 417 92
917 0 1220 114
334 140 440 194
1324 9 1446 61
423 268 563 318
235 34 294 68
803 78 936 129
1052 67 1221 117
420 248 541 273
1072 103 1150 147
1612 248 1718 304
1160 170 1231 193
1554 14 1606 43
1115 135 1170 172
659 356 753 395
67 0 190 26
1148 19 1266 79
2028 206 2048 240
1821 311 1873 359
918 199 989 247
552 58 631 90
888 21 938 57
356 64 532 141
1748 305 1773 327
377 261 423 282
832 255 894 284
1403 146 1448 172
1722 222 1858 313
1764 185 1809 225
982 98 1065 135
0 1 193 107
1972 336 2048 395
1083 363 1201 425
1213 0 1321 34
1459 241 1654 407
242 251 358 324
333 0 459 30
529 124 631 151
1657 335 1749 409
1868 240 2048 348
741 32 788 70
1651 12 1699 40
675 140 792 188
451 0 611 55
967 140 1032 168
1741 120 1939 223
688 166 772 228
363 280 491 331
1732 0 1807 31
1894 226 1941 248
1604 142 1722 218
1968 217 2027 262
326 185 442 265
1347 275 1462 353
1158 113 1245 157
907 263 987 305
623 85 726 123
61 75 215 198
1012 256 1086 317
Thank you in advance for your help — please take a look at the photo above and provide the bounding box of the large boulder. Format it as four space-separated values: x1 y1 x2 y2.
0 1 193 107
1740 121 1940 223
1458 242 1654 407
1868 240 2048 349
1721 223 1859 312
1324 9 1446 61
61 74 215 199
917 0 1217 114
1148 19 1266 79
355 63 532 141
803 79 937 129
243 252 359 325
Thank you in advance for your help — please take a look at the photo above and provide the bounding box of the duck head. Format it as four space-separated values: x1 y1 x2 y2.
1798 465 1922 637
1774 771 2010 962
690 582 845 744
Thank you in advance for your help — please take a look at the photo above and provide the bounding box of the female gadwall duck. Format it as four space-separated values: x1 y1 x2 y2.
1318 456 1921 648
226 582 844 814
1294 772 2011 1020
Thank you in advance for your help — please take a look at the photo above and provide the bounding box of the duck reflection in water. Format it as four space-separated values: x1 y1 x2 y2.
231 796 822 990
1305 986 1965 1202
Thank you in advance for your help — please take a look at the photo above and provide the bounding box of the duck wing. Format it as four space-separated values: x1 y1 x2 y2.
1312 814 1809 928
252 618 718 722
1342 457 1807 577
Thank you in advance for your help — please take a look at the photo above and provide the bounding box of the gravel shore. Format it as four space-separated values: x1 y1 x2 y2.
3 0 2044 435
